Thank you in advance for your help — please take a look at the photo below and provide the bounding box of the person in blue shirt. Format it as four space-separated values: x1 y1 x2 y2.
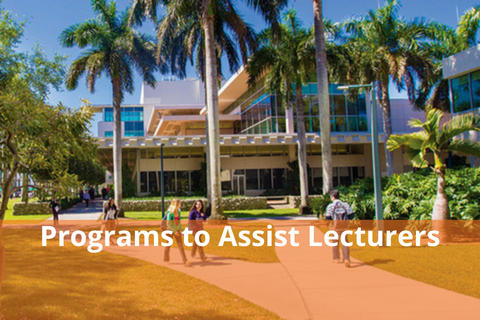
188 200 208 262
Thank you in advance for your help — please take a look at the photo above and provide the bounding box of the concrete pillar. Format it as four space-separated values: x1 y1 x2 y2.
288 145 297 162
364 143 373 178
136 149 141 195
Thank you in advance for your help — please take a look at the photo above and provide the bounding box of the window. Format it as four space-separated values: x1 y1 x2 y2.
246 169 259 190
451 75 472 113
472 70 480 109
259 169 272 190
140 172 147 193
105 131 113 137
148 171 158 192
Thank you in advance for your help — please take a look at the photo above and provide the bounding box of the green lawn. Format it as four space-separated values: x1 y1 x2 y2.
317 225 480 300
124 208 299 220
3 198 51 221
1 228 280 319
350 240 480 300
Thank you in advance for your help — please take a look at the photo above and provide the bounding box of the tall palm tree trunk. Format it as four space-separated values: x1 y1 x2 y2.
380 80 394 177
296 85 309 211
432 154 450 243
203 7 224 219
312 0 333 194
112 78 123 216
432 154 449 220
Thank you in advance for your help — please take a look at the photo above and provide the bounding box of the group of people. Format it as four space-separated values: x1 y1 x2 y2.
79 187 97 208
101 198 208 267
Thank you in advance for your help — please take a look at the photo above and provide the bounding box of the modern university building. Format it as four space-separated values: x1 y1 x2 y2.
442 43 480 166
94 67 435 197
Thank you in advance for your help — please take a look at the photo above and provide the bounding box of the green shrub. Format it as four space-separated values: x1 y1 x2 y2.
309 167 480 220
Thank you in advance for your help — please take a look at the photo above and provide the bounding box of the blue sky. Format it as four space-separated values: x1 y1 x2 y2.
2 0 479 134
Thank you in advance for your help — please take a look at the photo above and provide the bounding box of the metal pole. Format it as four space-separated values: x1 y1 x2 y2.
161 144 165 218
370 82 384 222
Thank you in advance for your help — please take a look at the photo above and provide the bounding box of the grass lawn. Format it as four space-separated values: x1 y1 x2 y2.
350 241 480 300
2 198 51 221
124 208 300 220
110 222 280 263
1 228 281 320
317 225 480 300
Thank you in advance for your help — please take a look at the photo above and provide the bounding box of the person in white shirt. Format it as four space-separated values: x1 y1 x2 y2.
325 189 354 267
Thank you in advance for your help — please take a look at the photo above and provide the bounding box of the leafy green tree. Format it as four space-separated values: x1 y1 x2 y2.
387 109 480 220
0 5 97 300
68 158 106 186
129 0 287 219
60 0 158 215
343 0 433 177
247 10 314 211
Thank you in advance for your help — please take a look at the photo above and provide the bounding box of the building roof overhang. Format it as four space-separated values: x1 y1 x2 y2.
442 43 480 79
96 132 386 149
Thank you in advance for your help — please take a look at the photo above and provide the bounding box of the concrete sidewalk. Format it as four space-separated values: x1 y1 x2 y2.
46 200 104 221
101 222 480 320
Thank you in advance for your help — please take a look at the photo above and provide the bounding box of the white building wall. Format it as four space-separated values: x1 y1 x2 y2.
141 80 205 106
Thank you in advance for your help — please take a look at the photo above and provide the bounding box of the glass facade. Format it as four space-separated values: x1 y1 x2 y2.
104 107 144 137
451 70 480 113
235 83 367 134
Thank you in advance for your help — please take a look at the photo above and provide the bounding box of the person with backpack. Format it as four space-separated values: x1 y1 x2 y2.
102 198 118 245
49 198 60 226
325 189 354 268
163 199 191 267
188 200 208 262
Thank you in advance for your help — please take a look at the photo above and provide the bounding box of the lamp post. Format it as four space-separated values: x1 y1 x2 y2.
160 143 165 218
338 83 383 222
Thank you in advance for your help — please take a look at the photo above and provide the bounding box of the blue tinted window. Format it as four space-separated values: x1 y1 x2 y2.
105 131 113 137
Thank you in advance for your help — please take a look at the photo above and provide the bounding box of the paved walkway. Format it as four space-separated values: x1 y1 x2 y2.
102 222 480 320
46 200 104 221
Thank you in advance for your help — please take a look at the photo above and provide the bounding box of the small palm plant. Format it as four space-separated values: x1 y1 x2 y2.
387 109 480 220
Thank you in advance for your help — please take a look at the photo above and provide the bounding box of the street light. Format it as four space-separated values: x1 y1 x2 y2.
338 83 383 222
160 143 165 218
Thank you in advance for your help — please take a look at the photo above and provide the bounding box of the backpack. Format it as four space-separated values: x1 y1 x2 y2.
332 202 348 220
330 202 349 230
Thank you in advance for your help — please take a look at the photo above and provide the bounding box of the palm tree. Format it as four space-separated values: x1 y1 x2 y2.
413 6 480 111
387 109 480 220
312 0 333 194
129 0 287 219
61 0 158 213
247 10 314 212
343 0 432 177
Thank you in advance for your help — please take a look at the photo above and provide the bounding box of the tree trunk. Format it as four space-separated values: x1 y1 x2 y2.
432 155 450 243
432 159 449 220
296 85 309 212
380 80 394 177
313 0 333 194
21 174 28 203
203 6 225 220
112 78 123 217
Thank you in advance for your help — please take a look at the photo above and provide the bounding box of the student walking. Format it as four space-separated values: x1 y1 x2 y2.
89 187 95 204
325 189 354 268
83 190 90 208
103 198 118 245
188 200 208 261
163 199 191 266
49 198 60 226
